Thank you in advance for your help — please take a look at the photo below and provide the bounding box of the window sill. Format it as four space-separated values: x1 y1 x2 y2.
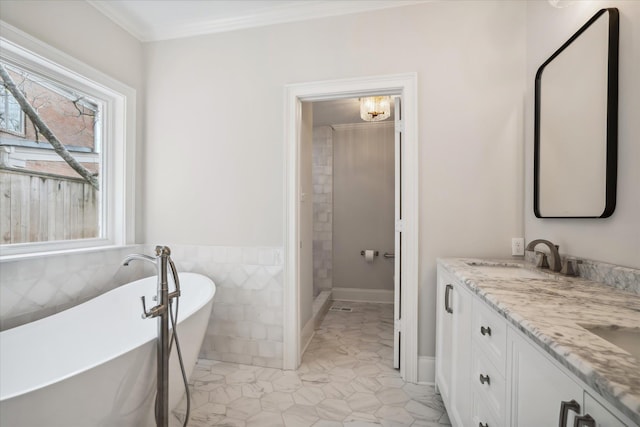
0 242 140 263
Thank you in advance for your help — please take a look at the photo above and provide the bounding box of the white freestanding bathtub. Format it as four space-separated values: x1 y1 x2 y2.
0 272 215 427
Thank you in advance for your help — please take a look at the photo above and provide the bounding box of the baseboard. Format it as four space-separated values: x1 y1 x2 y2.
332 287 394 304
418 356 435 384
300 316 315 355
301 291 332 356
312 290 332 328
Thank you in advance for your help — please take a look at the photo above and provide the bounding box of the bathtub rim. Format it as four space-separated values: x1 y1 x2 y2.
0 272 215 402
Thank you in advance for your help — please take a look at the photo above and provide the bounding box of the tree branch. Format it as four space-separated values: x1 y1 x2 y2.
0 64 99 190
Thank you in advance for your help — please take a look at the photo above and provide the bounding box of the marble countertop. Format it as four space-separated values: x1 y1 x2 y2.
438 258 640 425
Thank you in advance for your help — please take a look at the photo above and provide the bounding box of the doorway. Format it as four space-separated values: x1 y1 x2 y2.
283 73 419 383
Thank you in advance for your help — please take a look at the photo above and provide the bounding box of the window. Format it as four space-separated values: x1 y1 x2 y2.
0 86 25 135
0 61 102 244
0 24 136 257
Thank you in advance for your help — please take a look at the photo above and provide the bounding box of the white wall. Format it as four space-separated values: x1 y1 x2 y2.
0 1 143 88
524 1 640 269
333 122 395 291
144 1 527 358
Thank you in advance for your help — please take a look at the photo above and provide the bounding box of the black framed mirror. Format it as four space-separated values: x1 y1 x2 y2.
534 8 619 218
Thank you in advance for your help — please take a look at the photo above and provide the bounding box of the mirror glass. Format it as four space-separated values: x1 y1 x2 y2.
534 8 618 218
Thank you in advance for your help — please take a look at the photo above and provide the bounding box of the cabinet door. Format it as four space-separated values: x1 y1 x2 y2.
509 330 583 427
583 393 628 427
450 282 473 427
436 266 473 427
435 267 454 405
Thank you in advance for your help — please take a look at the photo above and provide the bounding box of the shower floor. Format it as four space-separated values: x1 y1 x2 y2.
172 302 450 426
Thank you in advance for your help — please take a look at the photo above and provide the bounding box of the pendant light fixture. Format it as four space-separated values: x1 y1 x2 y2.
360 96 391 122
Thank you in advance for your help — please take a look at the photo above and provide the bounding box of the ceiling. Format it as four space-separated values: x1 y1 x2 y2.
87 0 429 42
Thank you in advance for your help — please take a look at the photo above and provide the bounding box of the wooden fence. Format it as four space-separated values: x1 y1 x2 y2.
0 168 98 244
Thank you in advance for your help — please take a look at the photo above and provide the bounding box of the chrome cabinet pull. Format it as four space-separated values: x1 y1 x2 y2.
445 284 453 314
479 374 490 385
558 400 581 427
481 326 492 336
573 414 596 427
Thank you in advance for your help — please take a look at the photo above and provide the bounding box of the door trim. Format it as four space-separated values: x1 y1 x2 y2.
283 72 419 382
393 95 402 370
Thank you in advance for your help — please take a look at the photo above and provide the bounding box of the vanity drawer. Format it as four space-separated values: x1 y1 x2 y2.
472 346 506 423
472 298 508 373
473 388 502 427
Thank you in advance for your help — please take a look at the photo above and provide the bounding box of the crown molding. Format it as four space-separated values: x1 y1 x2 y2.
87 1 148 42
88 1 430 42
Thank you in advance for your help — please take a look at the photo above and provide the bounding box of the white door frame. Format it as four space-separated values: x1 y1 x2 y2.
283 73 419 382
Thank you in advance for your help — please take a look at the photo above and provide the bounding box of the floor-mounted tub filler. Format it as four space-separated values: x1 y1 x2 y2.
0 249 215 427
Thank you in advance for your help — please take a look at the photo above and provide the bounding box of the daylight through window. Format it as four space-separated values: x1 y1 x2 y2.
0 86 25 135
0 59 103 246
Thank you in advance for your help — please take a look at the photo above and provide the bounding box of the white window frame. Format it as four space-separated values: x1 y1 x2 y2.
0 22 136 258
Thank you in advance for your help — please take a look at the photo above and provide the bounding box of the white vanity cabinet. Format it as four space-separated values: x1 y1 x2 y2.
436 264 633 427
508 323 628 427
435 265 473 427
509 328 583 426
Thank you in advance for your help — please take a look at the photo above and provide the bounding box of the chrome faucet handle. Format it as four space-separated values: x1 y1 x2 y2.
535 251 549 268
140 296 162 319
141 296 152 318
560 258 581 277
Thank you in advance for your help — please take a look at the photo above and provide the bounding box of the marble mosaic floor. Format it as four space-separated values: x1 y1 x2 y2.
172 301 451 426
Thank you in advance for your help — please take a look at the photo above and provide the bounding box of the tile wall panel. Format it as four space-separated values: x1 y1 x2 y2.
312 126 333 297
1 244 285 369
0 245 145 330
143 244 285 369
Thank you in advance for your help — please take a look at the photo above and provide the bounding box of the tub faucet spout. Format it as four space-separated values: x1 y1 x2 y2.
122 253 157 267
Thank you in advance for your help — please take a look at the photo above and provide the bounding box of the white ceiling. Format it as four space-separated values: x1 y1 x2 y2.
87 0 429 42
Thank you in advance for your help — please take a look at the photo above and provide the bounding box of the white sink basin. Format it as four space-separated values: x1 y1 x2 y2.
466 263 550 280
584 327 640 361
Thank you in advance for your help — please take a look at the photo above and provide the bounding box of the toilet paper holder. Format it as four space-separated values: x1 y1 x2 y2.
360 250 379 257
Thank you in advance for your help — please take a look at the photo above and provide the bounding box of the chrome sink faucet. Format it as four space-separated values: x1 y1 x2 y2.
525 239 562 272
